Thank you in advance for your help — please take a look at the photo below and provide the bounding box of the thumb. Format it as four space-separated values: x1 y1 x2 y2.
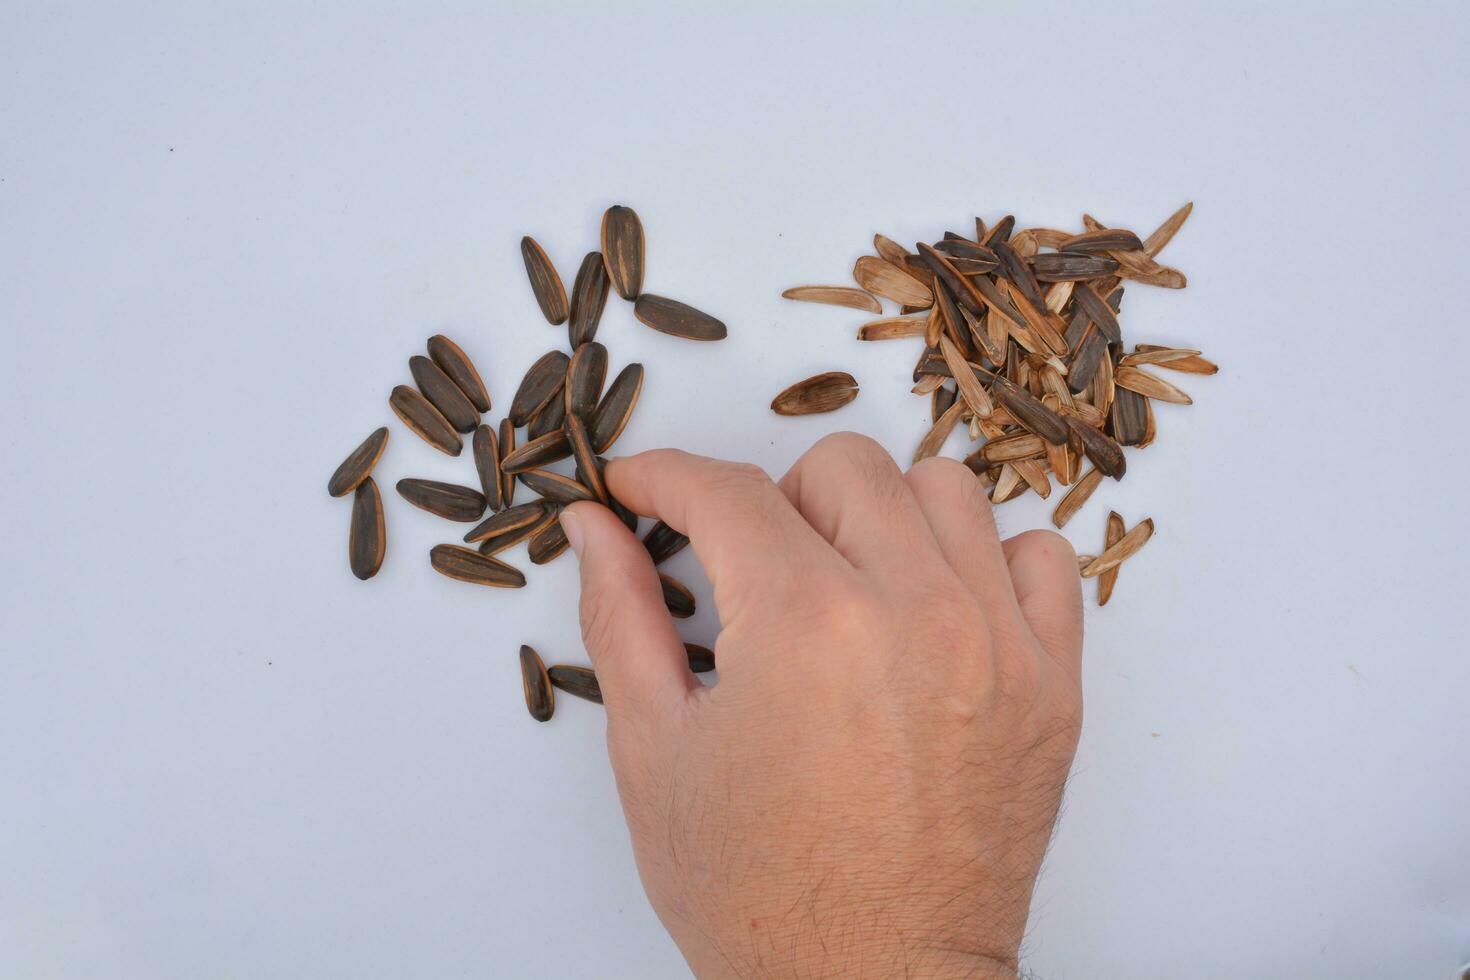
560 502 697 725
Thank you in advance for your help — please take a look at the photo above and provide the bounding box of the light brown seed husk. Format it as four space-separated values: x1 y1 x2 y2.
601 205 645 300
873 233 911 265
328 427 389 497
991 464 1026 503
1051 467 1102 529
509 350 570 426
349 477 386 580
409 354 480 433
1097 511 1127 605
519 645 554 721
852 255 932 307
564 414 608 505
475 517 546 556
1114 366 1193 404
471 424 503 512
999 278 1068 356
1143 202 1193 257
396 478 487 522
528 514 569 564
500 429 571 474
980 431 1045 463
634 294 728 340
517 469 595 505
591 362 643 453
913 396 966 464
430 544 526 588
521 236 569 325
1134 345 1218 375
463 502 550 543
939 335 992 418
569 250 611 349
1082 518 1154 577
498 418 516 506
389 385 462 456
1118 348 1202 367
659 573 696 619
780 286 882 314
857 316 928 341
1044 280 1075 315
685 644 716 674
1139 396 1158 450
643 520 689 565
911 373 945 396
427 335 491 414
548 664 602 705
771 372 860 416
564 341 608 418
1012 458 1051 498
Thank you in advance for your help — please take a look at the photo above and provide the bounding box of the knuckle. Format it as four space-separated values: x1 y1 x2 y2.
710 460 774 496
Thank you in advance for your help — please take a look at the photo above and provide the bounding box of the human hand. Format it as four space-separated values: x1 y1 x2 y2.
559 433 1084 979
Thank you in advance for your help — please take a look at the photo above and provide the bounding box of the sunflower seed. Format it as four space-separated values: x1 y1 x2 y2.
780 286 881 314
591 362 643 453
931 239 999 268
565 341 608 419
1143 202 1192 257
569 251 610 348
873 233 911 265
660 573 696 618
770 371 859 416
431 544 527 588
427 334 491 414
643 520 689 565
349 478 386 580
1134 347 1217 375
328 427 389 497
548 664 602 705
1060 228 1144 254
1072 282 1122 343
1114 366 1193 404
1067 331 1108 393
471 424 504 512
510 350 570 427
1081 517 1154 577
1097 510 1127 605
983 214 1015 245
527 390 566 439
463 502 550 544
528 513 569 565
396 479 487 522
564 414 608 505
409 355 479 433
916 244 986 317
1118 347 1202 367
852 255 932 307
1031 253 1121 281
1011 458 1051 498
634 294 727 340
1051 467 1102 529
517 469 595 504
499 429 571 473
1109 386 1149 446
999 278 1069 356
993 240 1047 312
519 645 554 721
521 236 569 325
939 335 992 418
685 644 715 673
994 377 1069 445
475 516 546 555
931 383 956 424
601 205 644 300
498 418 517 506
980 431 1046 463
857 316 928 341
608 493 639 533
1065 416 1127 479
389 385 462 456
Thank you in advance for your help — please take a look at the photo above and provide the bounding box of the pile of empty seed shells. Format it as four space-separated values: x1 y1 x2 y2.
777 204 1215 604
326 204 727 721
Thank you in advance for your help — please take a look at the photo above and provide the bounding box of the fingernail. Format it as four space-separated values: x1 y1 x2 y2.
561 508 585 557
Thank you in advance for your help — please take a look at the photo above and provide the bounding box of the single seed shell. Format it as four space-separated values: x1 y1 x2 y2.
914 396 966 464
409 355 479 433
771 371 860 416
1072 283 1122 343
463 502 550 544
634 294 728 340
1051 467 1103 529
427 335 491 413
931 383 956 424
1108 386 1149 447
1066 416 1127 480
564 414 608 505
389 385 462 456
1097 511 1127 605
564 341 608 418
528 513 569 564
509 350 570 427
983 214 1015 245
873 233 911 265
328 426 388 497
980 431 1046 463
852 255 932 307
939 335 993 418
1143 202 1193 258
591 363 643 453
780 286 882 314
349 478 386 580
643 520 689 565
993 241 1048 313
857 316 928 341
396 478 487 522
1081 518 1154 577
659 573 696 618
430 544 526 588
521 236 569 325
519 645 554 721
471 424 504 512
569 251 610 348
517 469 595 505
527 391 566 440
1060 228 1145 254
601 205 645 300
685 644 715 674
475 517 546 556
1114 366 1193 404
548 665 602 705
500 429 572 473
1031 253 1121 281
498 419 516 506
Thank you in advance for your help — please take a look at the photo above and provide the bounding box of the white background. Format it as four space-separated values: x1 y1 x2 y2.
2 3 1467 978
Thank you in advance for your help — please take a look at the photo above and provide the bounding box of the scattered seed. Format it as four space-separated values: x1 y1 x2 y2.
548 664 602 704
771 371 860 416
634 294 728 340
517 469 595 505
601 205 645 300
528 513 569 564
643 520 689 565
498 418 517 507
980 431 1046 463
1097 511 1127 605
1081 517 1154 577
914 396 966 464
464 502 551 544
564 341 608 418
431 544 527 588
349 477 386 580
519 645 554 721
1060 228 1144 254
1052 467 1102 528
685 644 715 673
1032 253 1121 281
569 251 610 348
564 413 608 505
1114 365 1193 404
1143 202 1193 257
389 385 462 456
409 354 480 433
1109 387 1149 446
396 479 487 522
328 427 388 497
471 424 504 512
1072 282 1122 343
427 335 492 414
591 362 643 453
521 236 569 325
873 233 911 265
931 383 956 424
509 350 570 426
939 335 993 418
1066 416 1127 480
781 286 881 314
660 573 696 618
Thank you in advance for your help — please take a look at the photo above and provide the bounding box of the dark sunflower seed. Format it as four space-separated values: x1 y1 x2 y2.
527 390 566 440
643 520 689 565
569 251 611 348
389 385 462 456
993 378 1071 445
517 469 595 504
430 544 527 588
519 645 554 721
328 426 389 497
409 355 479 433
1060 228 1144 254
660 574 696 619
591 362 643 454
548 665 602 705
685 644 715 673
983 215 1015 245
992 241 1048 313
475 515 547 555
1067 331 1108 394
1030 253 1121 281
916 243 984 317
1066 416 1127 480
601 205 645 300
770 371 860 416
565 341 608 418
471 424 504 511
1073 282 1122 343
395 479 487 522
564 413 608 505
931 384 956 424
931 239 999 268
498 418 517 507
463 502 551 543
501 428 571 474
509 350 570 427
608 493 639 533
427 334 491 414
521 236 569 325
349 477 386 580
1108 386 1149 447
528 513 569 564
633 294 727 341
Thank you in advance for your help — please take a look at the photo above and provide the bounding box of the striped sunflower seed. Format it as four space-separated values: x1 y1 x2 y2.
770 372 859 416
349 477 386 580
464 502 551 544
781 286 882 314
634 294 728 341
565 341 608 419
569 251 611 348
659 573 696 619
396 479 487 522
519 645 554 721
521 236 569 325
591 362 643 453
471 424 503 512
643 520 689 565
509 350 570 427
390 385 462 456
430 544 527 588
409 354 479 433
601 205 645 300
328 427 388 498
548 664 602 705
427 334 491 414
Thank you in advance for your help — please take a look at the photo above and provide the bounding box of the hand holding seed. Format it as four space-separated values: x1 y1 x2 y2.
561 433 1084 979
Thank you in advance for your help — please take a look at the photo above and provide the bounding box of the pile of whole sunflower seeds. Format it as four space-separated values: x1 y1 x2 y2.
777 204 1215 605
326 205 726 721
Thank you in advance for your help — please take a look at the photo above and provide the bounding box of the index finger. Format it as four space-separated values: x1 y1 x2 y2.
606 450 847 625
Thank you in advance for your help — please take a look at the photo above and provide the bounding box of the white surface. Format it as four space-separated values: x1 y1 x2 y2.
2 3 1467 977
